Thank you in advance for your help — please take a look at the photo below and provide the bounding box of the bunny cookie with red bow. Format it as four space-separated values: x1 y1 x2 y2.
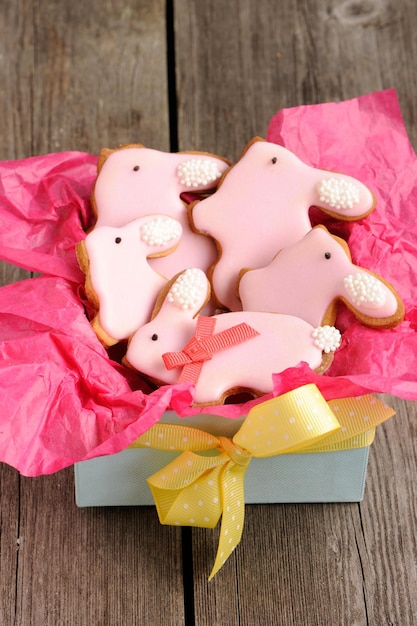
125 268 341 406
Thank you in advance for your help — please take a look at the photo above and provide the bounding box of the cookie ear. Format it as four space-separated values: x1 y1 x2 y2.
97 143 147 172
97 148 114 172
154 268 211 319
75 240 89 275
341 271 404 327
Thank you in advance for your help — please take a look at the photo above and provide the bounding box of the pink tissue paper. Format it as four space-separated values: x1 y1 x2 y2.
0 88 416 475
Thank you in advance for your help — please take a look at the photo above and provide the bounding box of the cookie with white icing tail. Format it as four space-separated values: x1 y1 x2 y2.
124 268 341 407
91 143 231 277
238 225 404 329
191 137 376 312
77 215 182 346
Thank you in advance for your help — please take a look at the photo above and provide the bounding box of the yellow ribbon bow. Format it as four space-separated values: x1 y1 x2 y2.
130 384 394 579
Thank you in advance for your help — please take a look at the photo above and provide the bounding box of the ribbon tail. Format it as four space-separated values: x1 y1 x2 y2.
209 461 248 580
302 427 376 453
162 351 192 370
131 423 220 453
178 361 203 384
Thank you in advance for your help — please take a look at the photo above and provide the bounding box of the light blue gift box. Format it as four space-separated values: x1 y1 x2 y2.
74 409 370 506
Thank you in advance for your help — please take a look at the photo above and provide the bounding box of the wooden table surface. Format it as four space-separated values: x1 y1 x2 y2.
1 1 417 624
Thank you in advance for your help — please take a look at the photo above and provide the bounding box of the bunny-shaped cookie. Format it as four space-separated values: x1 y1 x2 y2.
238 226 404 329
125 268 341 406
92 144 230 277
191 137 376 311
77 215 182 346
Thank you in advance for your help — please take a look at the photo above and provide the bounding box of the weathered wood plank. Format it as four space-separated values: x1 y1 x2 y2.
359 396 417 625
174 0 417 623
1 0 417 623
0 2 34 160
0 22 37 621
0 464 20 626
30 0 171 155
0 0 186 624
191 504 371 625
175 0 417 161
15 470 185 626
0 1 35 284
0 264 30 286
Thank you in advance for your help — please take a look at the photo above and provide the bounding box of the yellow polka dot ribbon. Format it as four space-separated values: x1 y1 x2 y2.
129 384 394 579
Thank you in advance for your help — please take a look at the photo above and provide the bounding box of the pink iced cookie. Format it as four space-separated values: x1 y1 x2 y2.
125 268 341 406
238 226 404 329
191 137 376 311
92 143 230 277
77 215 182 346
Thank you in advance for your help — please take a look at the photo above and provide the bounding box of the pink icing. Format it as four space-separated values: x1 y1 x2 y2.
92 145 230 277
83 215 182 344
125 269 338 405
191 138 375 311
238 226 401 327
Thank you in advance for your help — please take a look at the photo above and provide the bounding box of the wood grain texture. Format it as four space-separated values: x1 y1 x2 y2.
0 1 186 624
359 397 417 625
191 505 369 625
0 263 30 286
0 464 20 626
30 0 170 155
0 0 170 158
14 470 184 626
1 0 417 624
0 2 34 160
174 0 417 623
174 0 417 159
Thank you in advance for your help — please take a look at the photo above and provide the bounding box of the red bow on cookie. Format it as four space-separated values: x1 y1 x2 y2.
163 316 259 384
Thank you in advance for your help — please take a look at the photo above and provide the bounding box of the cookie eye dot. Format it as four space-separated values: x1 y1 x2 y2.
115 237 122 244
133 165 140 171
324 252 332 259
271 157 278 164
151 333 158 341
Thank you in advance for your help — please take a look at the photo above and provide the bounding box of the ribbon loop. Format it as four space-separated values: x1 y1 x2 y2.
146 452 226 530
